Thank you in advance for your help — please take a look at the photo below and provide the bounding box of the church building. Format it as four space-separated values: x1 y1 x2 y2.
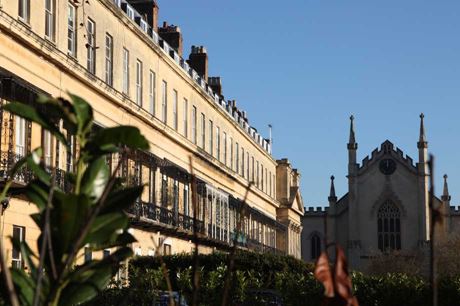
301 114 460 270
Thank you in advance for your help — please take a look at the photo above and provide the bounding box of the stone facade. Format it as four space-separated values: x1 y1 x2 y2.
301 115 460 271
0 0 304 269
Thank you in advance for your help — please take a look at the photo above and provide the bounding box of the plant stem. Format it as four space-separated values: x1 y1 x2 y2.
0 180 19 306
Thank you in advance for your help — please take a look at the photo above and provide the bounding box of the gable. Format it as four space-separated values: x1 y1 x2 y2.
358 140 418 177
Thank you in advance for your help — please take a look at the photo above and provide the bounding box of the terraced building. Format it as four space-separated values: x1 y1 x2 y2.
0 0 304 268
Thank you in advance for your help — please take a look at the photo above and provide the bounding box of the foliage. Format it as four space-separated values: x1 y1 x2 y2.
0 94 149 306
87 251 460 306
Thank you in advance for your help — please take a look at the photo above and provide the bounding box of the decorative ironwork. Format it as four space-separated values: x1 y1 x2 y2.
128 201 205 234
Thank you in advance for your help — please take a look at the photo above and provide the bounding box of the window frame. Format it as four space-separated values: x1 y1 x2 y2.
15 116 26 157
86 18 96 74
161 80 167 124
149 70 156 115
310 234 321 260
200 113 205 149
377 200 401 252
191 106 197 144
172 90 178 130
67 3 77 57
135 59 143 106
18 0 30 23
122 48 130 95
45 0 55 40
105 33 114 86
208 120 213 155
182 98 188 137
12 225 25 269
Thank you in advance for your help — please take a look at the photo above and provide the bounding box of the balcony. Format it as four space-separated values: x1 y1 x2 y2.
0 151 70 193
127 201 206 239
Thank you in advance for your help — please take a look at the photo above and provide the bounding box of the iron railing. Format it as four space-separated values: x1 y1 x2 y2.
128 201 206 234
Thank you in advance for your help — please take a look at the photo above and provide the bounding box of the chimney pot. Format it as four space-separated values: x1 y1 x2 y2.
188 45 208 80
159 21 183 56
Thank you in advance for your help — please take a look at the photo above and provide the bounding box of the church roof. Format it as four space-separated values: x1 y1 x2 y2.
358 140 417 175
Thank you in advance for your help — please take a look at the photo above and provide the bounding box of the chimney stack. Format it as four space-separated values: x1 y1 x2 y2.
127 0 159 33
188 46 208 80
208 77 222 96
159 21 183 57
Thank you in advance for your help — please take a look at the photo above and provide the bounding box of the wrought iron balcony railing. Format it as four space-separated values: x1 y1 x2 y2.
128 201 206 234
0 151 71 192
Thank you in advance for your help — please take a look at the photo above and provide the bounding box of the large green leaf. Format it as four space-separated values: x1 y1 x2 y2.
37 95 78 134
81 157 109 200
26 149 50 185
11 268 36 306
11 237 37 278
3 102 67 146
52 193 91 256
69 93 93 136
60 247 133 306
101 185 144 214
89 126 150 151
85 212 128 246
24 180 50 212
90 231 137 252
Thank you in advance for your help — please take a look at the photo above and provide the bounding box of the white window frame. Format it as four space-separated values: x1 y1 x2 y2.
15 116 26 157
191 106 197 144
200 113 205 149
122 48 130 95
209 120 213 155
241 147 245 177
105 33 113 86
235 142 239 174
182 99 188 137
161 80 167 123
246 152 249 179
230 137 233 170
136 59 143 106
86 18 96 74
67 4 76 56
173 90 178 130
18 0 30 23
45 0 55 40
216 126 220 161
43 130 52 167
126 5 134 19
12 225 25 269
149 70 156 115
223 132 227 165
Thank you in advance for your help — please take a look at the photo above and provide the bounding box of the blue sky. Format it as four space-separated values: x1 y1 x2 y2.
158 0 460 207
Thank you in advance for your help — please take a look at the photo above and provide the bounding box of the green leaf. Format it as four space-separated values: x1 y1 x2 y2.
69 93 93 136
81 157 109 200
60 247 133 306
24 180 50 212
52 193 91 255
101 185 144 214
90 231 137 252
11 237 37 278
11 268 36 306
89 126 149 151
37 95 78 134
26 149 50 185
3 102 68 146
85 212 128 246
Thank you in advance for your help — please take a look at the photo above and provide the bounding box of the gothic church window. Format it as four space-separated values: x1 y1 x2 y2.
310 233 321 260
377 200 401 252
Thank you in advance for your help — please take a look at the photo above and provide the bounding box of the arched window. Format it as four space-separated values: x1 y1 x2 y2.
377 200 401 252
311 234 321 260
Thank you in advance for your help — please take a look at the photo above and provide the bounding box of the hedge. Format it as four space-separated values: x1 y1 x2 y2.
87 251 460 306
